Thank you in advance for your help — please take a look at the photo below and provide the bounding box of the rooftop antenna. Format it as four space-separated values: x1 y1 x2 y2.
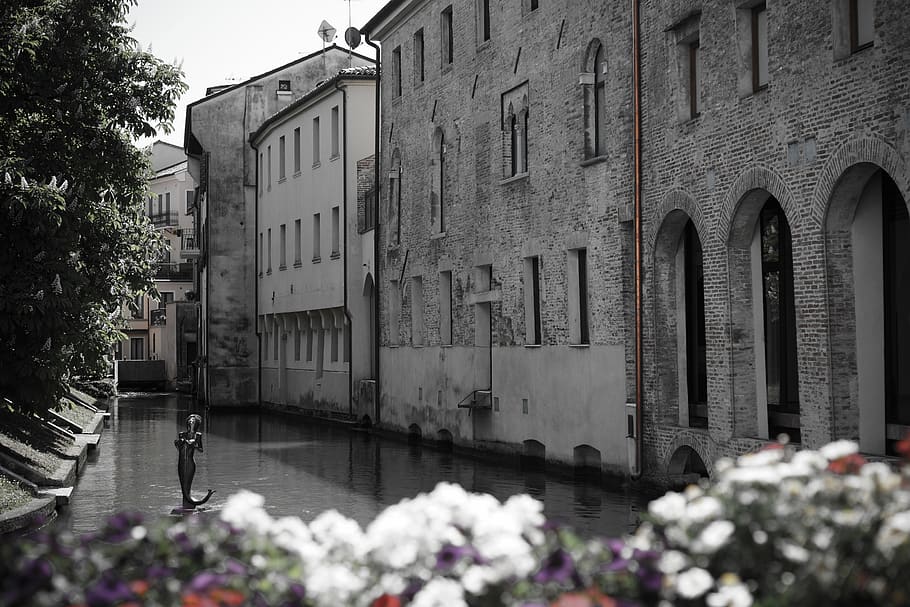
318 20 336 71
343 0 363 68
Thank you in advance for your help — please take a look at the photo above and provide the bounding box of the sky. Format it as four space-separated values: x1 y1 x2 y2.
126 0 389 147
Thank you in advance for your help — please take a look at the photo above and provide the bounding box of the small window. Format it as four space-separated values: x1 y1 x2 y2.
441 6 454 66
752 4 768 91
267 228 272 273
330 327 339 362
294 328 301 361
312 213 321 261
279 135 286 179
277 79 291 93
582 41 607 159
440 271 453 345
393 47 402 97
279 223 286 269
477 0 490 44
411 276 425 346
312 116 320 166
130 337 144 360
259 153 264 194
294 219 301 265
267 145 272 188
689 40 701 118
850 0 873 52
530 0 538 11
431 129 446 233
185 190 195 214
414 29 425 84
306 328 314 361
568 248 590 344
259 232 263 275
293 127 301 173
524 256 542 345
331 206 340 257
331 106 340 158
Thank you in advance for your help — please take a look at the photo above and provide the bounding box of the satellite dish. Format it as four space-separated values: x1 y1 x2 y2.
345 26 362 49
318 20 337 43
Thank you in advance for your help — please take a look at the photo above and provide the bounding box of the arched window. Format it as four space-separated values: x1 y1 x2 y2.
582 40 607 159
759 198 800 442
508 108 519 176
683 220 708 426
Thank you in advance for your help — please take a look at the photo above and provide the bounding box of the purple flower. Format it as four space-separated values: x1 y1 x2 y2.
605 557 630 572
533 549 576 583
224 559 247 575
435 544 473 570
146 565 174 579
189 571 225 593
289 583 306 598
607 539 626 555
637 567 663 593
85 575 133 606
402 579 423 601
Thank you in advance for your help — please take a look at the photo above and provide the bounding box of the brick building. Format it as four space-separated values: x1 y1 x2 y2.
363 0 637 473
640 0 910 477
363 0 910 479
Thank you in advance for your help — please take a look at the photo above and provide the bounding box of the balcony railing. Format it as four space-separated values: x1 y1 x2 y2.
155 262 193 281
180 228 200 258
150 210 179 227
150 308 167 326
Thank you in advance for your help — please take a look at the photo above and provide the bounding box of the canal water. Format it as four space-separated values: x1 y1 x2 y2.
57 394 653 539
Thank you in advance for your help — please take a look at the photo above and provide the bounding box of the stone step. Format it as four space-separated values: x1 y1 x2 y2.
38 486 74 506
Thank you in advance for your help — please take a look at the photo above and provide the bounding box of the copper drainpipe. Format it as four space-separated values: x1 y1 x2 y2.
632 0 643 479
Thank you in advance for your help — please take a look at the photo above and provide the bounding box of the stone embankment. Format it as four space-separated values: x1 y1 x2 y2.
0 388 109 535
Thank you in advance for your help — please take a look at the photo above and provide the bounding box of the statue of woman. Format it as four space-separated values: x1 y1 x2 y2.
175 413 214 510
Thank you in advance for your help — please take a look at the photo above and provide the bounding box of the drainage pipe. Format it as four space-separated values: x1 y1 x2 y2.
632 0 643 479
364 33 382 426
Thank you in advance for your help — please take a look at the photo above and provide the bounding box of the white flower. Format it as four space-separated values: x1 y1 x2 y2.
685 496 724 524
221 490 273 534
691 520 735 554
304 563 366 605
861 462 901 492
819 440 859 461
649 492 687 523
738 448 784 467
310 509 365 557
130 526 147 541
658 550 689 574
791 450 828 473
778 541 809 563
876 510 910 557
707 582 753 607
676 567 714 599
411 578 467 607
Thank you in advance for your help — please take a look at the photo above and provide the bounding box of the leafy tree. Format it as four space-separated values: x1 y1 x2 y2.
0 0 187 413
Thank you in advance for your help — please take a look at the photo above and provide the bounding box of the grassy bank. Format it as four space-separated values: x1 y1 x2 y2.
0 476 30 512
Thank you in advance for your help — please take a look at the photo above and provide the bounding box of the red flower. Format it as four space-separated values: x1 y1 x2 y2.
129 580 150 597
551 589 617 607
896 434 910 459
828 453 867 474
371 594 402 607
208 588 245 606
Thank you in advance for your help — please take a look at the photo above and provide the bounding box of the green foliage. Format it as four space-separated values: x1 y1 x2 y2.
0 0 186 412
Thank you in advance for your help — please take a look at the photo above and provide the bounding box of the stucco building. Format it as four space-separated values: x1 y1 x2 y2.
185 46 373 407
363 0 636 473
252 67 377 418
362 0 910 478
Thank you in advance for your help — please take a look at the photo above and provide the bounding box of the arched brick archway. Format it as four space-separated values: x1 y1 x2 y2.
661 432 715 478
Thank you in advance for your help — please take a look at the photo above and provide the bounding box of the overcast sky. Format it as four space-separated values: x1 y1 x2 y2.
127 0 388 147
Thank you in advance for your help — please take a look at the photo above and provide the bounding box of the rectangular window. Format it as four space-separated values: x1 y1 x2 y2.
331 106 340 158
441 6 454 66
165 192 170 214
279 135 286 179
185 190 195 214
850 0 873 52
530 0 538 10
390 280 401 346
259 232 263 275
331 206 340 257
312 117 320 165
312 213 321 260
524 256 542 345
294 219 301 265
752 4 768 91
330 327 339 362
267 145 272 188
306 328 314 361
568 248 590 344
315 328 325 378
279 224 287 269
130 337 144 360
259 153 264 194
411 276 425 346
293 127 301 173
267 228 272 273
688 40 701 119
478 0 490 43
294 328 301 361
440 271 453 345
414 29 425 84
393 46 402 97
131 293 144 319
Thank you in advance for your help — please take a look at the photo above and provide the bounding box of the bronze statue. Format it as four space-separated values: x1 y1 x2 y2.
175 414 214 510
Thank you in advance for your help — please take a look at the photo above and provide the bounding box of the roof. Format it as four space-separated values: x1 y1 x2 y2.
184 45 375 155
250 66 377 146
362 0 406 35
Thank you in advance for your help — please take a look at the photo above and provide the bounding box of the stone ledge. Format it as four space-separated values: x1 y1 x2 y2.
0 495 56 536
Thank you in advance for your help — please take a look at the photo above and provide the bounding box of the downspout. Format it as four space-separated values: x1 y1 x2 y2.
334 78 354 417
365 33 382 426
251 139 262 410
204 153 212 409
632 0 644 479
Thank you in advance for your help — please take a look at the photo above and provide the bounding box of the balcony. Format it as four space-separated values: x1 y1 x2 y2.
155 262 193 281
180 228 200 259
150 308 167 326
150 210 178 227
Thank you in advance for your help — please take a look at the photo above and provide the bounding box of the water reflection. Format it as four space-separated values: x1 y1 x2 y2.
58 394 652 538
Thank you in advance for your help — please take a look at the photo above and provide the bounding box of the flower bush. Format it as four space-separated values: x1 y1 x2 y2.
3 439 910 606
